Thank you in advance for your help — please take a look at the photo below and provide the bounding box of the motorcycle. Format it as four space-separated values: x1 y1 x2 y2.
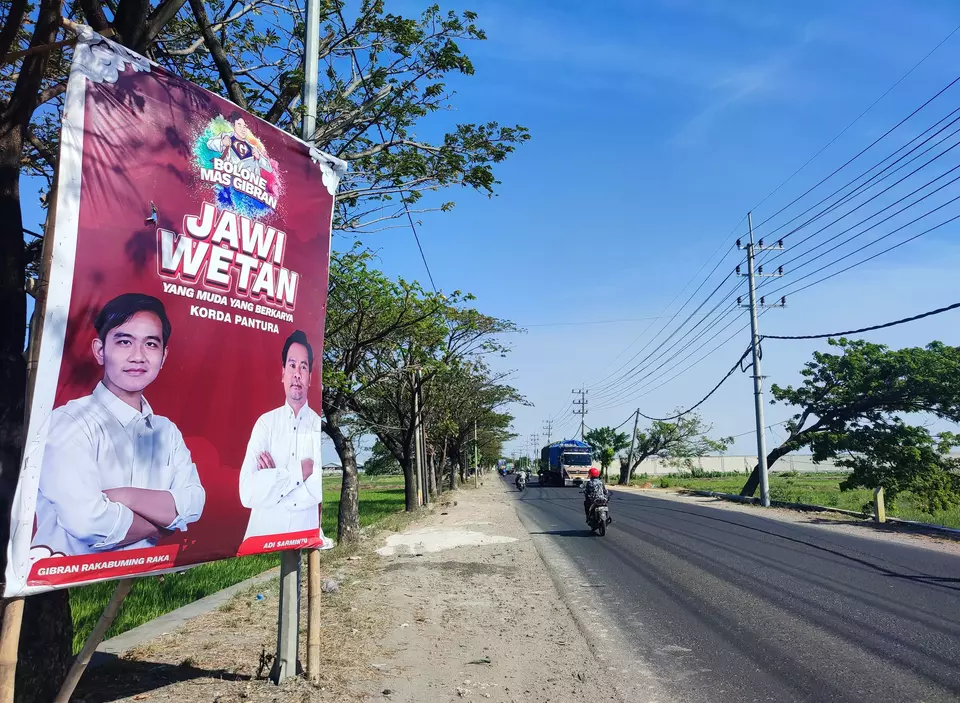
515 472 527 492
586 497 611 536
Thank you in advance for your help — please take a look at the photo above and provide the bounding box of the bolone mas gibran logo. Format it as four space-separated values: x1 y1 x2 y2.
194 111 281 216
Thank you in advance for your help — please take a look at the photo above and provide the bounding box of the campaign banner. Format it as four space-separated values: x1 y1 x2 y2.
4 27 345 596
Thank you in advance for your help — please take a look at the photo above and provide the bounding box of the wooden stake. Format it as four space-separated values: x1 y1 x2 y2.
307 548 321 680
55 578 134 703
0 598 25 703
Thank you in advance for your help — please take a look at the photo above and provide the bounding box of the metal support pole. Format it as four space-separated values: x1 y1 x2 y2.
746 213 771 507
474 420 479 488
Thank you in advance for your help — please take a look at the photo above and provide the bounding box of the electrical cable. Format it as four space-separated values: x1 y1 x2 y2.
763 199 960 300
590 268 743 395
335 7 438 292
757 166 960 287
758 112 960 268
591 303 744 408
630 345 753 422
745 21 960 219
763 301 960 340
745 73 960 239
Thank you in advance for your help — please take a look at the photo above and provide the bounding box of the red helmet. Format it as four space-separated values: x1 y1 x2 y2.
588 468 601 479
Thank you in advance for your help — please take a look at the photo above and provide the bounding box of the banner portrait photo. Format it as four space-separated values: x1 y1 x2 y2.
4 28 345 596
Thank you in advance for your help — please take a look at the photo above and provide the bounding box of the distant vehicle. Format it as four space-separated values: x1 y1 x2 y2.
539 440 593 487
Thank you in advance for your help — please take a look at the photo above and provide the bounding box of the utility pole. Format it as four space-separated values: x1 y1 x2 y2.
737 212 785 508
542 419 553 445
474 419 479 488
413 370 425 506
277 0 321 683
622 408 640 485
572 387 588 440
416 369 429 505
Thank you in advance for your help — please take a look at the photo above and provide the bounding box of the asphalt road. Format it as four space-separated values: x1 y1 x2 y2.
506 477 960 703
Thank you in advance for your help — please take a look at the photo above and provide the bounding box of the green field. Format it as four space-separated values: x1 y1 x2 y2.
70 474 407 653
638 472 960 529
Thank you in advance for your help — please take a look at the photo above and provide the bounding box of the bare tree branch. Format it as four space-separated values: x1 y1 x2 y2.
77 0 111 32
0 0 29 60
140 0 188 51
187 0 247 108
26 128 55 165
342 138 443 161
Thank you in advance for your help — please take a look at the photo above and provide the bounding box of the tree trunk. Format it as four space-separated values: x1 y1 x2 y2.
1 2 73 699
15 592 73 703
443 438 454 490
740 443 793 497
618 458 629 485
400 456 417 512
323 416 360 544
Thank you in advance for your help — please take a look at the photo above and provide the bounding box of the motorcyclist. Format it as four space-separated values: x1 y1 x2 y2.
515 470 527 490
582 467 609 523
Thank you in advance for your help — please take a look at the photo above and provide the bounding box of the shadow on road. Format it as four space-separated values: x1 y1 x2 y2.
529 529 596 538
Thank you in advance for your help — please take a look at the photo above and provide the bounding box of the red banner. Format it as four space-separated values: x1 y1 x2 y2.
4 29 343 596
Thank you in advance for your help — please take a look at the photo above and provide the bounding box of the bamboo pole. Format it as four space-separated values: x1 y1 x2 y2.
306 549 321 680
55 579 134 703
0 599 25 703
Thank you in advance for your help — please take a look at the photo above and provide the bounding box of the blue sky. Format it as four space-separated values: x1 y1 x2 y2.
21 0 960 462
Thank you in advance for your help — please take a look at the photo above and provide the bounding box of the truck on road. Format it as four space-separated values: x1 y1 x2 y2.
539 439 593 487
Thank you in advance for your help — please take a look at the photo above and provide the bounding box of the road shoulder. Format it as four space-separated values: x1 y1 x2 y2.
76 479 621 703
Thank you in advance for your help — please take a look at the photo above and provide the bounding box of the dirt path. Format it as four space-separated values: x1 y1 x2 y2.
76 479 622 703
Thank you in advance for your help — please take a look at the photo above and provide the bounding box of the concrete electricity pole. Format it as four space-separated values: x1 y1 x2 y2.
622 408 640 485
737 212 785 508
542 419 553 445
572 387 588 440
276 0 321 683
474 419 479 488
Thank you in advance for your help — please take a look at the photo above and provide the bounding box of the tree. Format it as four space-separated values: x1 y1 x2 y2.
618 412 730 485
583 426 628 483
741 339 960 508
351 301 516 509
361 440 401 476
322 247 444 543
2 2 527 696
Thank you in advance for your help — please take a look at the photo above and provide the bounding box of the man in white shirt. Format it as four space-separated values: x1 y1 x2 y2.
31 293 205 557
239 330 325 540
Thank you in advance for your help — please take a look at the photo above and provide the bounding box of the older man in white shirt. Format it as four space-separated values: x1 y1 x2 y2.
31 293 205 557
239 330 325 540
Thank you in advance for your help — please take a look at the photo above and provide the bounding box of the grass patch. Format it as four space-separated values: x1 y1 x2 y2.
648 472 960 529
70 476 406 653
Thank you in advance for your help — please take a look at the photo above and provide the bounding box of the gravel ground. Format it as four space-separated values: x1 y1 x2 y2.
74 479 622 703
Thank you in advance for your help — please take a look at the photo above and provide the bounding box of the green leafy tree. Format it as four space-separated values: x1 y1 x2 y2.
583 426 629 482
619 412 730 485
362 440 402 476
742 338 960 509
351 302 517 509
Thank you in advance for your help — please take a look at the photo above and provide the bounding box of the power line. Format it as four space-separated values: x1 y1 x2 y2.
591 303 744 409
759 166 960 285
746 21 960 218
759 111 960 266
633 345 753 422
590 268 743 395
763 301 960 340
763 201 960 300
746 73 960 240
592 309 752 413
